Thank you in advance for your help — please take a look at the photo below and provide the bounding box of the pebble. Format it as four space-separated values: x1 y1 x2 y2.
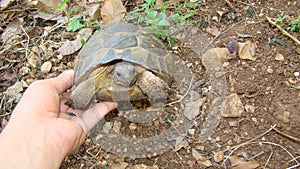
276 111 290 124
267 68 274 74
275 53 284 61
129 123 137 131
245 104 255 113
294 72 300 77
221 93 244 117
188 129 196 135
228 119 239 127
214 151 224 163
41 61 52 73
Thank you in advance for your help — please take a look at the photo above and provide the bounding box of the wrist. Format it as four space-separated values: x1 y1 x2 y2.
0 118 65 169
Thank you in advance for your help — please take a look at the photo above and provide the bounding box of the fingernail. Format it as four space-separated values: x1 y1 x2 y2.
60 70 74 77
112 102 118 108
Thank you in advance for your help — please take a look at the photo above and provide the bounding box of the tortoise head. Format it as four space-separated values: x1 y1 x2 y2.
113 61 137 87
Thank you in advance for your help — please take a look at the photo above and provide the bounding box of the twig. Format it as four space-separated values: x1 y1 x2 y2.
221 124 276 167
261 141 299 165
266 16 300 45
287 164 300 169
273 127 300 143
224 0 238 13
167 76 194 106
247 151 265 160
223 124 276 152
200 18 245 55
20 25 30 59
264 146 273 169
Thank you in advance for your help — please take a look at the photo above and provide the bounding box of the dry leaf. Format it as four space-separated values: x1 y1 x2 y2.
33 12 65 22
85 4 101 21
197 160 212 167
192 148 207 161
0 0 15 10
232 161 260 169
206 27 220 36
175 137 189 151
1 18 24 44
230 155 245 167
58 28 93 56
5 81 23 99
35 0 63 12
101 0 126 24
238 40 256 60
110 162 129 169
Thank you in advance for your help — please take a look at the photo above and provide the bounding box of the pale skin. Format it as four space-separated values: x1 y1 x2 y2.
0 70 117 169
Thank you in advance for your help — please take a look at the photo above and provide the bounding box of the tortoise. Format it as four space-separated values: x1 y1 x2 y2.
69 22 176 110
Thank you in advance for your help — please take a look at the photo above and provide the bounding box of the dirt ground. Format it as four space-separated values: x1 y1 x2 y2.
0 0 299 169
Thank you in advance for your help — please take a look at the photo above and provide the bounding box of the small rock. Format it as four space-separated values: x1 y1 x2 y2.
288 77 297 84
103 122 112 133
294 72 300 77
275 53 284 61
113 121 122 132
215 136 221 142
131 164 159 169
129 123 137 131
214 151 224 163
196 145 205 151
228 119 239 127
212 16 219 22
221 93 244 118
276 111 290 124
188 129 196 135
41 61 52 73
296 47 300 55
266 68 273 74
27 54 37 68
251 117 258 123
20 67 30 76
245 104 255 113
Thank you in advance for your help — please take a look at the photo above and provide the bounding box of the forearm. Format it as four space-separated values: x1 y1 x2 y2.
0 120 65 169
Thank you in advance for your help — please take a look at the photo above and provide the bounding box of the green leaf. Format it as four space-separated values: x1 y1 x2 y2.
158 19 170 26
37 8 48 14
81 39 86 46
171 13 181 22
52 0 68 10
186 2 199 8
67 19 85 31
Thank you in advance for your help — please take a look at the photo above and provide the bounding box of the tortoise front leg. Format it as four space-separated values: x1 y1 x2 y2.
69 78 96 110
136 71 170 108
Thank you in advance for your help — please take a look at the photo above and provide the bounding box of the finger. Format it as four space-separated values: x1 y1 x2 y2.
43 70 74 94
60 91 72 113
14 70 74 116
81 102 118 132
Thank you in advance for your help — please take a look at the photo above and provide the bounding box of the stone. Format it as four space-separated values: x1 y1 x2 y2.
221 93 244 117
275 53 284 61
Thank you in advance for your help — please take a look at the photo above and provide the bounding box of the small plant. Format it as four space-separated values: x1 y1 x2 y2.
51 0 98 32
288 15 300 32
274 14 299 32
126 0 200 44
274 14 288 26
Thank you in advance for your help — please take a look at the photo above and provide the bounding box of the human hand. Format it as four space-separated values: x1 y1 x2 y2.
0 70 117 169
